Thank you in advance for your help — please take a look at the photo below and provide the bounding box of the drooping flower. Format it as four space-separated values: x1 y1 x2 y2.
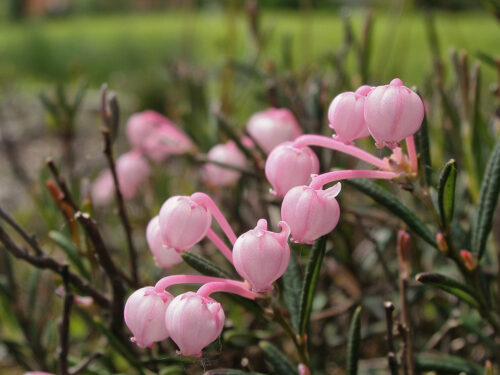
265 142 319 196
246 108 302 154
364 78 424 148
203 141 247 187
165 292 225 357
126 110 168 150
232 219 290 291
124 286 173 348
146 216 183 269
328 91 370 144
143 123 194 162
158 196 212 252
281 183 341 244
91 151 150 206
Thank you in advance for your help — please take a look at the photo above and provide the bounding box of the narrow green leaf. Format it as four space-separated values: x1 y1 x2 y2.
414 98 432 186
346 306 362 375
141 356 194 366
49 231 90 280
181 252 233 279
438 159 457 229
416 354 482 375
281 247 302 333
159 366 186 375
346 179 436 247
298 236 327 336
415 272 481 308
472 140 500 259
259 341 299 375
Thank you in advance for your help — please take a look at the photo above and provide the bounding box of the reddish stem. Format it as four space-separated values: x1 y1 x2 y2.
405 135 418 173
154 275 245 293
206 229 233 263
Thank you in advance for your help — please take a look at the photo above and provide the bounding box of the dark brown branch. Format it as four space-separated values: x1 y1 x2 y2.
0 207 42 256
100 85 139 285
384 301 398 375
58 266 73 375
101 128 139 285
46 157 79 212
0 225 110 308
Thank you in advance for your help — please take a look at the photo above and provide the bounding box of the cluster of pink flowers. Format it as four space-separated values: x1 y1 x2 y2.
92 110 194 206
123 78 424 357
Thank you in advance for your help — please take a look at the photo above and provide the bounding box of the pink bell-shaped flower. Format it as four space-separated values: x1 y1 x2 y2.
124 286 173 348
328 92 370 144
355 85 372 96
265 142 319 197
126 110 168 150
91 169 114 207
146 216 183 269
91 151 150 206
364 78 424 148
246 108 302 154
143 123 194 163
202 141 247 187
233 219 290 292
158 196 212 252
281 183 341 244
165 291 225 357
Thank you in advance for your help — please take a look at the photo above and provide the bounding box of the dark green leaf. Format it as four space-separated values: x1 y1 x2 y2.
416 354 482 375
414 109 432 186
281 247 302 333
472 140 500 259
346 306 362 375
223 330 259 347
346 179 436 247
299 236 327 335
415 272 481 308
438 159 457 229
159 366 187 375
181 252 233 279
142 356 194 366
259 341 298 375
49 231 91 280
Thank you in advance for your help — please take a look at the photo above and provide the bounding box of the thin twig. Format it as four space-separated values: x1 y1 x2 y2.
0 207 42 256
100 85 139 285
0 225 110 308
101 128 139 285
384 301 398 375
58 266 73 375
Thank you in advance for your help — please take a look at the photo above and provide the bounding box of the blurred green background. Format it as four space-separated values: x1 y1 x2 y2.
0 0 498 94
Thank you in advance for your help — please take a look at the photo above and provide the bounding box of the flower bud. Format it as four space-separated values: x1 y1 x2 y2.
233 219 290 291
364 78 424 148
126 110 167 149
460 250 478 271
265 142 319 196
115 151 150 199
124 286 173 348
165 291 225 357
143 123 194 163
158 196 212 252
281 183 341 244
146 216 183 269
246 108 302 154
91 169 114 207
203 141 247 187
328 92 370 144
91 151 150 206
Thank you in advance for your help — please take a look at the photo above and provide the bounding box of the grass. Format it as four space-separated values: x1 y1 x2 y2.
0 9 498 91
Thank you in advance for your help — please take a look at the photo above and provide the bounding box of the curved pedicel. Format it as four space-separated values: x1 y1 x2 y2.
153 274 248 294
196 281 262 300
309 170 397 190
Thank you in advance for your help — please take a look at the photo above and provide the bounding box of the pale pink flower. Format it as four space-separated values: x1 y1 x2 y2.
165 291 225 357
355 85 373 96
115 151 150 199
91 169 114 207
203 141 247 187
126 110 168 150
124 286 173 348
158 196 212 252
364 78 424 148
143 123 194 162
281 183 341 244
233 219 290 292
328 92 370 144
265 142 319 196
146 216 183 269
246 108 302 153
